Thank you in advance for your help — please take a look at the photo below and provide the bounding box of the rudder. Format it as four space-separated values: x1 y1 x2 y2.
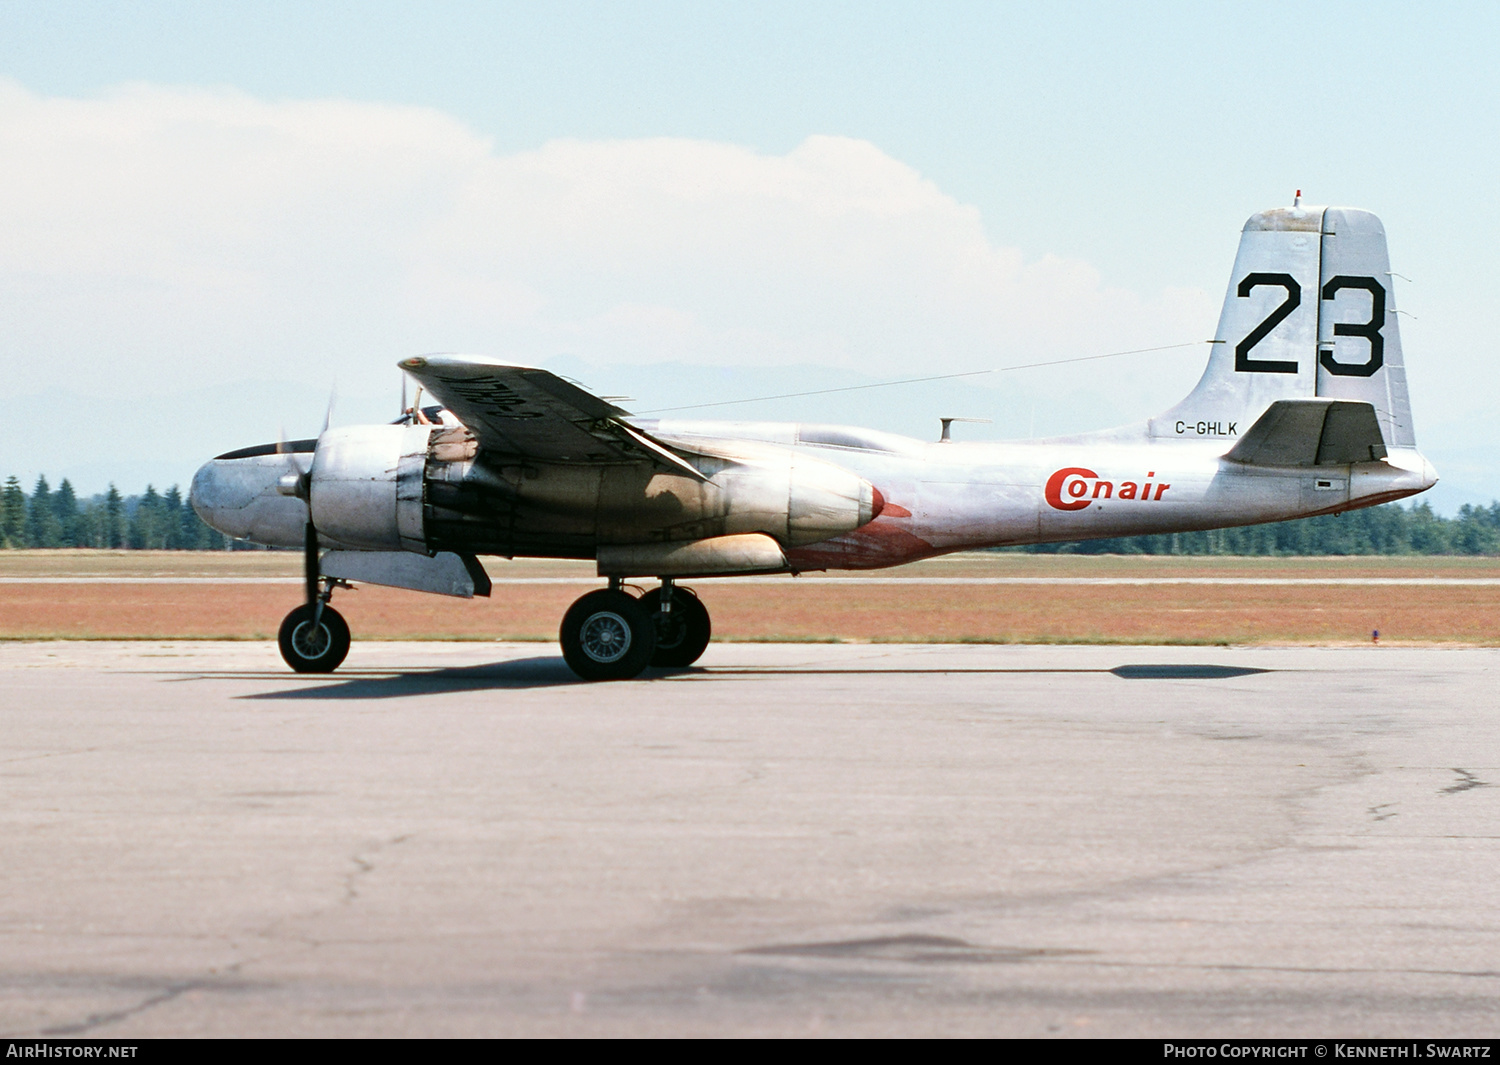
1316 208 1415 448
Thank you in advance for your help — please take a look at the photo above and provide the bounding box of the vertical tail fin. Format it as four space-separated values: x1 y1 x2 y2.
1152 204 1416 450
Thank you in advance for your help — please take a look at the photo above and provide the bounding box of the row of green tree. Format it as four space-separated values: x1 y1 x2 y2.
4 473 1500 555
1020 500 1500 555
1 476 228 550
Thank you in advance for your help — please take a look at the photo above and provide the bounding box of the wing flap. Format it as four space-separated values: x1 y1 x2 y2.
613 420 711 482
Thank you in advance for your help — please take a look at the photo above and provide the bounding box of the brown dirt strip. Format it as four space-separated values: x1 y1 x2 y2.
3 579 1496 644
3 549 1500 581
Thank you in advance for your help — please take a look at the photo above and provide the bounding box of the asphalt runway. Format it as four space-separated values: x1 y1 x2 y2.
6 576 1500 584
2 641 1497 1038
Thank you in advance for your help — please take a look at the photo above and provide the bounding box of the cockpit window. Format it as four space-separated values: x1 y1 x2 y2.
213 439 317 461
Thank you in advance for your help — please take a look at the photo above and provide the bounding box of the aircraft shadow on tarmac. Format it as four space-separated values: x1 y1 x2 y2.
238 659 1270 700
241 656 602 698
1109 664 1270 680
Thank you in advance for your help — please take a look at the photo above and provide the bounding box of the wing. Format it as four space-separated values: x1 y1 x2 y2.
398 355 706 479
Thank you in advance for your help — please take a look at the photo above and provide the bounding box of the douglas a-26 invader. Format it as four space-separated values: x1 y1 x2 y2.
191 201 1437 679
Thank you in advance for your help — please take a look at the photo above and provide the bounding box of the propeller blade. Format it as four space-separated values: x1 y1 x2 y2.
322 386 337 436
277 424 303 467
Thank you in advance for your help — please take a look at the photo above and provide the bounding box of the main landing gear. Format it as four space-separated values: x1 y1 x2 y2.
272 525 707 681
559 579 712 681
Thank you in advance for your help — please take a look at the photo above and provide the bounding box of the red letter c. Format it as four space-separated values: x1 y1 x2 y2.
1045 467 1097 511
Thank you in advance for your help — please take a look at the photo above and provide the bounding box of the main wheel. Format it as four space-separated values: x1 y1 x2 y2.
559 589 657 680
642 586 712 667
277 604 351 674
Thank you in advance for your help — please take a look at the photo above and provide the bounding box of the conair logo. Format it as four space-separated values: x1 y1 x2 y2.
1045 468 1172 511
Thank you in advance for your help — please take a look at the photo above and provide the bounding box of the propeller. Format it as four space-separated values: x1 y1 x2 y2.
271 429 319 608
274 424 311 500
273 386 336 610
322 384 336 436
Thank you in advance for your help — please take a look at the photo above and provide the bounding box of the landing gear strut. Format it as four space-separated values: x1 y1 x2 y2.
558 579 713 680
277 521 351 674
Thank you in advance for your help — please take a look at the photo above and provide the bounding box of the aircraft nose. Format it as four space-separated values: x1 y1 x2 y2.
189 457 262 533
188 460 225 526
188 451 312 547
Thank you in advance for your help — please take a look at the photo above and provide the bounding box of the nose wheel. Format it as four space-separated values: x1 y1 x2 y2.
278 601 351 673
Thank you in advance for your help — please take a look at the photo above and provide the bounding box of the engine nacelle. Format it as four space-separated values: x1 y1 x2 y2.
309 424 434 552
711 453 881 546
423 433 880 558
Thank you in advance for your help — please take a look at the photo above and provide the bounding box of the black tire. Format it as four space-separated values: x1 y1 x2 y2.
277 604 351 674
642 586 712 667
559 589 657 681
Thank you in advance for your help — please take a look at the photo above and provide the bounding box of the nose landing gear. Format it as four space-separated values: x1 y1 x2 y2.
277 520 351 674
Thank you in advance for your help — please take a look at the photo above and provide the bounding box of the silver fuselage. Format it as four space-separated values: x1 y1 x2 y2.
190 414 1437 572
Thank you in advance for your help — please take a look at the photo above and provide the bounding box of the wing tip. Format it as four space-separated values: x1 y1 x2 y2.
400 353 543 375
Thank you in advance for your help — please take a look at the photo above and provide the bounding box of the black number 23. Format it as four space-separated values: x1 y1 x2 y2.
1235 273 1386 377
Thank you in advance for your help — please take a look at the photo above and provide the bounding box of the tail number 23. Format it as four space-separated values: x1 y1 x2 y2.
1235 273 1385 377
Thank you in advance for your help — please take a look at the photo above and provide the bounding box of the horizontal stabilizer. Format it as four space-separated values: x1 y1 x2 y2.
1225 399 1388 467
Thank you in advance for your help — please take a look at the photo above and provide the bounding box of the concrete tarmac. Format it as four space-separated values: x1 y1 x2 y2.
1 640 1497 1038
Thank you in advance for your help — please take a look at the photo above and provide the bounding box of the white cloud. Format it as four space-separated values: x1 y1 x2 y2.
0 79 1216 420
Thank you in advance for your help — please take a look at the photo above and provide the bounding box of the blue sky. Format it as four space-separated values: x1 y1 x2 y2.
1 2 1496 510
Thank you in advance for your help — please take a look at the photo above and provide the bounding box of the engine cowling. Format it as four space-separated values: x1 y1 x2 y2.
423 435 880 557
309 424 434 552
711 453 881 545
